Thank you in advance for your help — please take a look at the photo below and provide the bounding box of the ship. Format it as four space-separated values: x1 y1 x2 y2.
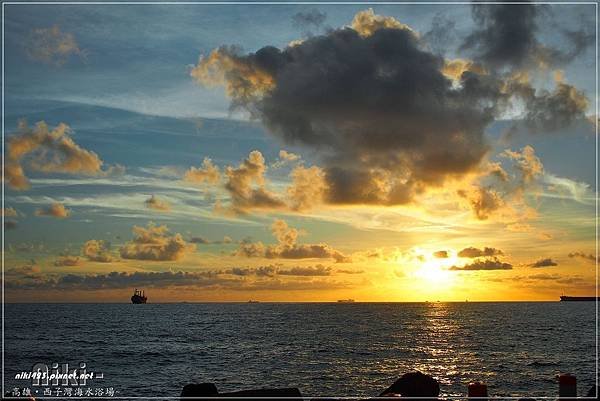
560 295 599 302
131 289 147 304
337 299 355 303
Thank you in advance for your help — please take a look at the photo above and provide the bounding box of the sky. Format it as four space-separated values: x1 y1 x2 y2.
2 2 598 302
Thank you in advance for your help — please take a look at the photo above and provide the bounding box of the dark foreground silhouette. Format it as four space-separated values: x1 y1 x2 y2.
179 371 599 401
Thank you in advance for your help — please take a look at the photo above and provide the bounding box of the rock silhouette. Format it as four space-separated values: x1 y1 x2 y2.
379 371 440 399
179 384 302 401
587 386 599 401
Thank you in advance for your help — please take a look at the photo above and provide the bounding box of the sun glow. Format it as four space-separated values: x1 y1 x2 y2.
412 251 458 285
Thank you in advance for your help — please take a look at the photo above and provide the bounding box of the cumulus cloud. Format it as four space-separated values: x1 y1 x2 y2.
220 150 285 214
184 157 221 184
568 252 598 263
457 187 505 221
191 11 508 207
119 222 195 261
529 258 558 268
458 246 504 258
4 121 109 190
236 219 350 263
508 80 590 134
461 4 593 70
2 207 18 217
449 257 512 271
35 203 70 218
26 25 84 66
458 145 545 220
54 256 82 267
189 9 592 219
502 145 544 184
433 250 449 258
271 150 301 169
350 8 413 37
82 240 115 263
144 195 171 212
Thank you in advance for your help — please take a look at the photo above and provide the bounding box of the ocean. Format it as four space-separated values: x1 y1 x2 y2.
4 302 597 398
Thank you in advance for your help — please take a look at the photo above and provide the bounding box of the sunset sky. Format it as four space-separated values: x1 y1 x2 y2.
2 3 598 302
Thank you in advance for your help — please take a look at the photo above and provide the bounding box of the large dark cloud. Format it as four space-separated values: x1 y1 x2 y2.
191 9 592 208
192 18 503 205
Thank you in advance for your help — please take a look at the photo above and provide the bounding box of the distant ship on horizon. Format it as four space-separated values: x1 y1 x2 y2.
337 299 355 303
560 295 599 302
131 289 147 304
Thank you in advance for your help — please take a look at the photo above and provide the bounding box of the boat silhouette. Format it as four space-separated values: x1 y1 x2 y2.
131 289 147 304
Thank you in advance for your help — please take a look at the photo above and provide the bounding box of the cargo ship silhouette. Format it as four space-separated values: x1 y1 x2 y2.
560 295 599 301
131 289 147 304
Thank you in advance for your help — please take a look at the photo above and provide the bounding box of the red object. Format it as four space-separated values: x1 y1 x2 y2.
468 382 488 397
558 374 577 397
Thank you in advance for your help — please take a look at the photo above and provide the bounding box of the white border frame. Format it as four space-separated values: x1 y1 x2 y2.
1 1 598 399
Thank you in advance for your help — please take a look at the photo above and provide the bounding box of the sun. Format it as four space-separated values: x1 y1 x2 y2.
412 252 458 285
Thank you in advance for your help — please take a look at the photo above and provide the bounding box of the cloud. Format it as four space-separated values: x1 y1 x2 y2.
2 207 18 217
337 269 364 274
4 121 108 190
568 252 598 263
278 264 331 276
119 222 196 261
423 13 457 55
82 240 115 263
509 81 590 134
189 236 210 244
190 10 507 208
458 246 504 258
287 165 328 211
236 219 350 263
457 187 504 220
292 9 327 32
449 257 512 271
26 25 84 66
35 203 70 218
220 150 285 214
184 157 221 184
192 9 591 214
4 221 18 230
226 264 332 277
6 268 350 292
461 4 593 70
144 195 171 212
529 258 558 268
53 256 82 267
458 145 545 220
271 150 301 169
350 8 413 37
502 146 544 184
433 250 449 258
